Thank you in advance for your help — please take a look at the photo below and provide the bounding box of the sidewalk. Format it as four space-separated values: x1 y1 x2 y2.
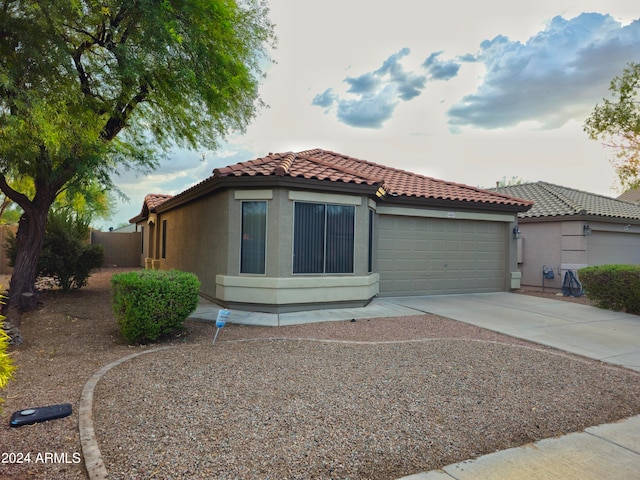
401 415 640 480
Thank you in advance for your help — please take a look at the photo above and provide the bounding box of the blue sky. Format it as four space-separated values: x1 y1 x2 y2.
108 0 640 229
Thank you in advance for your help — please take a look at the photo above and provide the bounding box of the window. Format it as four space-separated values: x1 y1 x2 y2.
293 202 354 274
241 201 267 274
368 209 374 273
161 220 167 259
141 226 145 254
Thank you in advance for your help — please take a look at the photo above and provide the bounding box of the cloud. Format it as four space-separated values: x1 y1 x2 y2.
312 88 337 109
312 48 427 128
423 52 461 80
448 13 640 129
337 86 398 128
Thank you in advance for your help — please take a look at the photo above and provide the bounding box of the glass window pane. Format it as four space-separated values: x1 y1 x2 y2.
241 201 267 274
368 209 374 273
326 205 354 273
161 220 167 259
293 203 325 273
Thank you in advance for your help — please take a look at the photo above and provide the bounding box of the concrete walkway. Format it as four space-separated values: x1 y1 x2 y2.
190 292 640 479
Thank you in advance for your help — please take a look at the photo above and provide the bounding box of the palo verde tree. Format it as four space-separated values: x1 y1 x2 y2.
584 62 640 192
0 0 274 311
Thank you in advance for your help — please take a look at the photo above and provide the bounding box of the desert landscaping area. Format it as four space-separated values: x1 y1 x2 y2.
1 268 638 479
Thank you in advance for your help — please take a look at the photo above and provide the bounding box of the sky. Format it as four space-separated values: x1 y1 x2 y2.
107 0 640 229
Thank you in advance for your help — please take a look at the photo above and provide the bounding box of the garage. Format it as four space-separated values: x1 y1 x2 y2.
377 214 507 296
587 230 640 266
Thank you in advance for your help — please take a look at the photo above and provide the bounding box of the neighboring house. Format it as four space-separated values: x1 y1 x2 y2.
493 181 640 290
617 188 640 205
131 149 531 312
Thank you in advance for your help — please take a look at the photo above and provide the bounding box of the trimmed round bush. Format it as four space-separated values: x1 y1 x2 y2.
579 264 640 314
111 270 201 344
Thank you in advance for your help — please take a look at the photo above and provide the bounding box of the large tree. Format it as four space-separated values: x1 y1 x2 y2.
1 176 115 224
584 62 640 192
0 0 274 311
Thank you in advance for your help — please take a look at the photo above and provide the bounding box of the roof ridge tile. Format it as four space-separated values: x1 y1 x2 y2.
296 151 384 184
274 152 296 176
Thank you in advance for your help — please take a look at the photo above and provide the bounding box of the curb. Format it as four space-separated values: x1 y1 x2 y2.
79 347 175 480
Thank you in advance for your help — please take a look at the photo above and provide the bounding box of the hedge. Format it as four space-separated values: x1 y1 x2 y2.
578 264 640 314
111 270 201 344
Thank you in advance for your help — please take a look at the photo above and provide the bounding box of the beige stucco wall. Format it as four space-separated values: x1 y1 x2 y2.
155 190 230 298
518 222 563 289
149 187 376 308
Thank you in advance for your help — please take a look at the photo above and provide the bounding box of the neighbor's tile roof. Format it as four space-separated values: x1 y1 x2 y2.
492 182 640 220
212 149 531 208
617 188 640 204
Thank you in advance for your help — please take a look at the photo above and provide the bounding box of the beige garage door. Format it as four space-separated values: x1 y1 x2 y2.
377 215 507 296
587 231 640 266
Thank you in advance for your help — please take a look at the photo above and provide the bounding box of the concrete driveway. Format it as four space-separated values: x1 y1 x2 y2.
389 292 640 372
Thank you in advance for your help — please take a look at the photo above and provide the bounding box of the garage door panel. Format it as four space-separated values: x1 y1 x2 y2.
587 231 640 265
378 215 506 296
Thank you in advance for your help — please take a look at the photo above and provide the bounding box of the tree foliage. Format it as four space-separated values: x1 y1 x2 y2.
584 62 640 192
0 0 275 310
494 176 529 188
6 208 105 291
0 176 115 224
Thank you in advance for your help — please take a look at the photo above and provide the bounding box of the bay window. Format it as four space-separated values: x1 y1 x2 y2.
293 202 355 274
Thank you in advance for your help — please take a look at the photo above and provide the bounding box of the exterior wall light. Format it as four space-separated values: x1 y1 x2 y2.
375 186 386 198
512 226 521 239
583 224 592 236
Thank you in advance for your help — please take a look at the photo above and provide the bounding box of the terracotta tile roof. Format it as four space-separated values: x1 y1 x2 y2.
129 193 174 222
213 148 531 208
144 193 173 211
492 182 640 220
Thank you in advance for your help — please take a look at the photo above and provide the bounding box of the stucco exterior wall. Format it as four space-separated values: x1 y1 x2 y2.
518 222 563 289
155 190 230 298
147 187 376 309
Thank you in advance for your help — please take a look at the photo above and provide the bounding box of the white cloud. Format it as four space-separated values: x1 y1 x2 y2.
448 14 640 129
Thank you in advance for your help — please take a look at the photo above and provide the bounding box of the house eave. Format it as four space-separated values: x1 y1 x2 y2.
155 175 381 213
379 195 531 214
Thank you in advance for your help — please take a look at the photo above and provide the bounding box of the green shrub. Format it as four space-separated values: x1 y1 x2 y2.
111 270 201 344
579 264 640 313
0 292 16 413
6 209 104 291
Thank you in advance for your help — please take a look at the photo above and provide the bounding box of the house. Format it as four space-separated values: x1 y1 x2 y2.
617 188 640 205
130 193 174 268
493 181 640 290
131 149 532 312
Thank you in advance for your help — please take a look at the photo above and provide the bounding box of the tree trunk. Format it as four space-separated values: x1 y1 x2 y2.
5 206 49 315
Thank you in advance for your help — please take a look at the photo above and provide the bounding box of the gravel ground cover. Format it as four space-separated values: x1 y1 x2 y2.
1 268 639 479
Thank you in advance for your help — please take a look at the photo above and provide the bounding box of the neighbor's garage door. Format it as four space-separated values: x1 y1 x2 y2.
587 231 640 266
377 215 507 296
